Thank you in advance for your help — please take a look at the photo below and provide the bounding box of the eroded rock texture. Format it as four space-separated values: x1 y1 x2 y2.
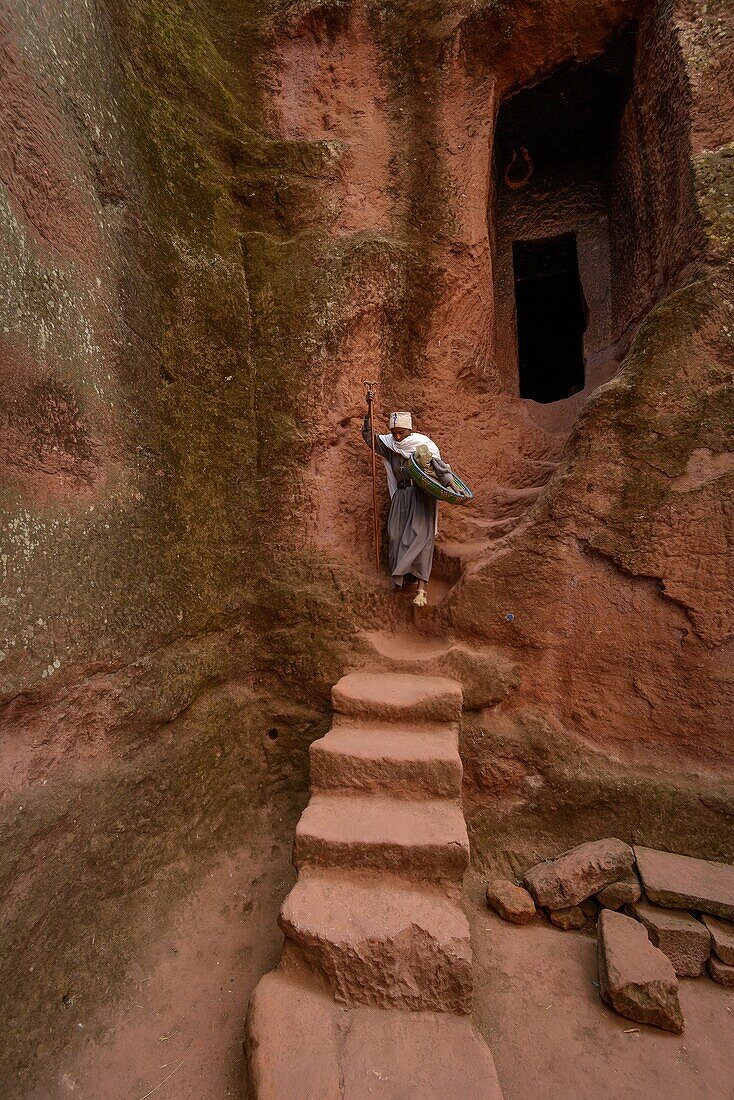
0 1 352 1090
1 0 732 1092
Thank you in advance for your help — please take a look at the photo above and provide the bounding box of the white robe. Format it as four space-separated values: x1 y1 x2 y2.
377 432 442 535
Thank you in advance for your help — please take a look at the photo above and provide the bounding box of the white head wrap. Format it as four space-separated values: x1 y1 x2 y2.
389 411 413 431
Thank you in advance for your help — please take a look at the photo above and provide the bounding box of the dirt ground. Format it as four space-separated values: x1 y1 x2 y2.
46 845 296 1100
45 862 734 1099
466 872 734 1100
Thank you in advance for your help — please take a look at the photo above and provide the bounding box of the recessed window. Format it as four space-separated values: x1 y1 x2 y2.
513 233 587 403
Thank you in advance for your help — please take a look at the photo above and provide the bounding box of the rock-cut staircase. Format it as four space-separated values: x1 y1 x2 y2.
245 670 502 1098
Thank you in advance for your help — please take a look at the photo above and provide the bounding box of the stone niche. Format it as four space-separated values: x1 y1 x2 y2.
491 23 675 408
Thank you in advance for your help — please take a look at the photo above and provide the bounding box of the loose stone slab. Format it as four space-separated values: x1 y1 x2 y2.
634 846 734 919
701 914 734 965
486 879 536 925
597 910 683 1034
597 869 642 910
627 900 711 977
524 838 634 909
549 905 585 930
707 955 734 986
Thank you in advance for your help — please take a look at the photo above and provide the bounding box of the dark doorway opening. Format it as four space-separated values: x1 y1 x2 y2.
513 233 587 403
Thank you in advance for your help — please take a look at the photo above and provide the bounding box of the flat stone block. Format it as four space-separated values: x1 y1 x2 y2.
245 971 342 1100
634 846 734 920
245 970 504 1100
707 954 734 986
597 909 683 1034
701 914 734 965
340 1003 504 1100
626 900 711 977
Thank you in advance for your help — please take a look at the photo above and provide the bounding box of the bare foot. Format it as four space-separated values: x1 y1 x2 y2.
413 589 428 607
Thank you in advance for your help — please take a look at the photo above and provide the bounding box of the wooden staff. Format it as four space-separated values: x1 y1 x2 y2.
364 380 381 572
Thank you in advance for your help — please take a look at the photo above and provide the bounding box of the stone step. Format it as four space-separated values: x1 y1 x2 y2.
294 793 470 886
279 870 472 1013
435 538 494 574
361 630 453 660
310 719 461 798
355 630 519 710
432 542 465 584
246 970 503 1100
332 671 462 723
411 593 453 637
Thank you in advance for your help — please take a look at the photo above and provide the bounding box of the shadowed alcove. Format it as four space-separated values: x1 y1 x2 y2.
492 27 638 403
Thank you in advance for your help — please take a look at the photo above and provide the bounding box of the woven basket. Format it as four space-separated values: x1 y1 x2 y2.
407 455 474 505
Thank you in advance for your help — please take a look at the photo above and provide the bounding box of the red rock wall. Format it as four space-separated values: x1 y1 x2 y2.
0 0 732 1089
493 165 615 394
252 0 733 862
451 0 734 867
0 1 349 1089
609 1 706 345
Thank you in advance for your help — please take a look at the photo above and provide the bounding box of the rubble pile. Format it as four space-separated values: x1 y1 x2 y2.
486 842 734 1031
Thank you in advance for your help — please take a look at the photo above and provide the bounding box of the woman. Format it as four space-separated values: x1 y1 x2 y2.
362 406 454 606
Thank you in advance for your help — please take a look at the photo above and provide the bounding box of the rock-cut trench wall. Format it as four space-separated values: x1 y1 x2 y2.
1 0 732 1091
454 0 734 869
256 0 733 861
0 0 357 1089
